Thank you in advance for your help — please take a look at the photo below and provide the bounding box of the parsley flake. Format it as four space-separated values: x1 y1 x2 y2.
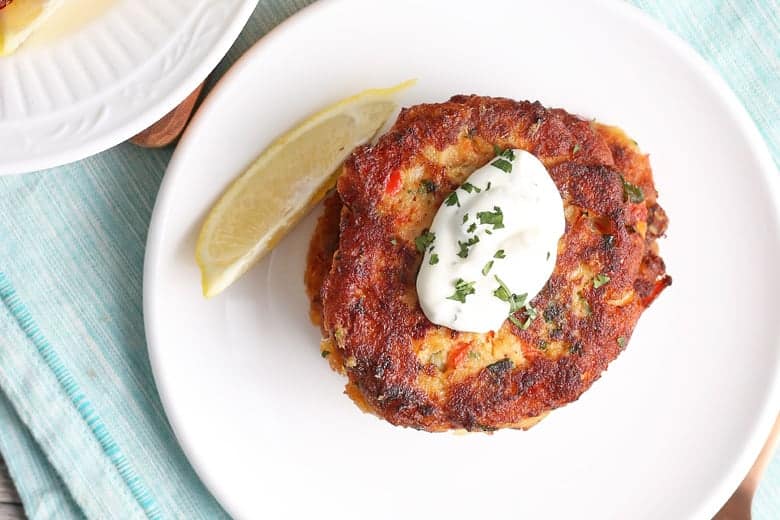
491 158 513 173
447 278 476 303
617 336 627 348
486 181 492 191
429 253 439 265
415 230 435 253
462 213 469 224
461 182 481 194
457 236 480 258
477 206 505 229
493 146 515 161
494 249 506 259
467 222 477 233
593 274 610 288
493 276 527 312
572 143 581 154
445 191 460 207
482 260 494 276
521 305 538 330
620 175 645 203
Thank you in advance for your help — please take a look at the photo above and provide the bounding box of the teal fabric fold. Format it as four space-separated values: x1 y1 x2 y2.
0 1 777 519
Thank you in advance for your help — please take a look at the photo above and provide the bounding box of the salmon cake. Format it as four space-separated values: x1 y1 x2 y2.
305 95 670 432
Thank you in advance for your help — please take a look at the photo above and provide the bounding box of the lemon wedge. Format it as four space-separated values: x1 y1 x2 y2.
0 0 65 56
196 80 415 298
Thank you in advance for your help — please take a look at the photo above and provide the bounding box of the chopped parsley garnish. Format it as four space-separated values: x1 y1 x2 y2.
444 191 460 207
620 175 645 203
462 213 469 224
485 181 492 191
521 305 538 330
461 182 481 193
493 275 512 302
485 229 493 235
457 236 480 258
447 278 476 303
419 179 436 193
493 275 539 329
494 249 506 259
593 273 610 288
467 222 477 233
321 350 331 358
491 158 513 173
415 230 435 253
493 145 515 161
572 143 581 154
482 260 494 276
477 206 505 229
617 336 627 348
508 315 524 328
429 253 439 265
493 276 527 312
546 251 551 261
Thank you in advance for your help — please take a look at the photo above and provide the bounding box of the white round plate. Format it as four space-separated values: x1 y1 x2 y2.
0 0 258 175
144 1 780 518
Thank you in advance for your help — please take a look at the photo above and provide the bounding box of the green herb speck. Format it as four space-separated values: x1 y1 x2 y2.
415 230 435 253
461 182 481 194
457 235 480 258
477 206 505 229
593 273 610 288
447 278 476 303
620 175 645 203
482 260 494 276
445 191 460 207
494 249 506 259
491 158 513 173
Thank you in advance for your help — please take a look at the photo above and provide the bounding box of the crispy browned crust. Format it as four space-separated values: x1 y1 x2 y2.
307 95 670 432
304 192 343 332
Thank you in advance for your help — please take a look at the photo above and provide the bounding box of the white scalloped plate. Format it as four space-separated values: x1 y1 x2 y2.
145 0 780 519
0 0 257 175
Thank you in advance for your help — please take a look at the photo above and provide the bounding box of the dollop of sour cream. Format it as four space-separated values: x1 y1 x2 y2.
416 149 565 333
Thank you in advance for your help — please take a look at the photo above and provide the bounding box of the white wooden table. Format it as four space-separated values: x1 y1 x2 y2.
0 457 24 520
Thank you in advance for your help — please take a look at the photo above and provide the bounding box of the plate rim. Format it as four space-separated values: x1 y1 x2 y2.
0 0 259 176
143 0 780 517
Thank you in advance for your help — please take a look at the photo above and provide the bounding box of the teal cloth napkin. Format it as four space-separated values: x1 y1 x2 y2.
0 1 778 518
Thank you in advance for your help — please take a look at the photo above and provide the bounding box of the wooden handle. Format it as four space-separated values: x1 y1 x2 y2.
131 82 205 148
714 414 780 519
